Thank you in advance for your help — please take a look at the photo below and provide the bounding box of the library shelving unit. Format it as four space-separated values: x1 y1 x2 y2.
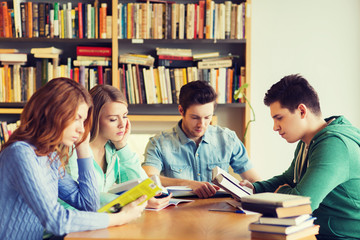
0 0 252 150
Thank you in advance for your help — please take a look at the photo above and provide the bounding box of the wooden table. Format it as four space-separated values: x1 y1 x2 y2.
65 197 261 240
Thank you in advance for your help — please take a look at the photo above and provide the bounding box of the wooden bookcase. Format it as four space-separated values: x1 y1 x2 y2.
0 0 252 150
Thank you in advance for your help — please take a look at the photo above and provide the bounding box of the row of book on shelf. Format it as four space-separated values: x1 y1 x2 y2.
0 0 110 39
0 121 18 148
0 0 246 40
117 0 246 40
0 46 246 104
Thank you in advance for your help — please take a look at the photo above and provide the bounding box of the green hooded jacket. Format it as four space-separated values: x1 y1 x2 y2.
253 116 360 239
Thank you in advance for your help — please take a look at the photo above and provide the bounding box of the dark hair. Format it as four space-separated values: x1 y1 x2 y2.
89 84 128 142
2 78 93 170
179 80 217 114
264 74 321 115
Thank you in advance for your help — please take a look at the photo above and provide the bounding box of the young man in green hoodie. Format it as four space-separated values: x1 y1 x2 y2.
242 74 360 239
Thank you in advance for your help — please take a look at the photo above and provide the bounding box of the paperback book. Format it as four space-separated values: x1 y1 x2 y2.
98 178 162 213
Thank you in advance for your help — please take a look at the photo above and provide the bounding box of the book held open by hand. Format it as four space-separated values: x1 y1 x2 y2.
98 178 162 213
211 166 252 201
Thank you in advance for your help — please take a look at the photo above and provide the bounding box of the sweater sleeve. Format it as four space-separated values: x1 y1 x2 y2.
275 137 349 211
58 157 100 211
6 142 109 236
253 159 296 193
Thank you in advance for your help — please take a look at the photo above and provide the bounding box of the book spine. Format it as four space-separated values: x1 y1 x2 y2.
53 3 59 38
158 59 194 68
38 3 45 37
32 3 38 37
158 55 193 61
76 46 112 57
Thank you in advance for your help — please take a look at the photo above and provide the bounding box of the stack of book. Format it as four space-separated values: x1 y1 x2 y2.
75 46 112 87
156 47 194 68
241 193 319 240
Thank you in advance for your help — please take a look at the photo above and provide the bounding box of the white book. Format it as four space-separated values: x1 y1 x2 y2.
0 53 27 63
224 1 232 39
241 192 311 207
13 64 21 102
30 47 63 55
67 2 72 38
259 214 312 226
211 166 252 201
131 65 140 104
13 0 22 37
157 66 168 104
149 67 157 103
178 4 185 39
86 4 92 39
164 68 172 104
217 68 226 103
249 218 316 235
108 178 143 194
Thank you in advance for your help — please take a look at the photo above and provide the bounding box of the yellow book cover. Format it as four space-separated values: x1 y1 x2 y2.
127 3 133 39
153 68 162 104
98 178 162 213
182 68 187 85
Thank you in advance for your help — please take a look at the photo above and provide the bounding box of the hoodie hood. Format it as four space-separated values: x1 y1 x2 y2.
312 116 360 146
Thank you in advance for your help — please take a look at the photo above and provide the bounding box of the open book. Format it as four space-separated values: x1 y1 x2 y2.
211 166 252 201
166 186 230 198
108 178 143 195
98 178 162 213
146 198 194 211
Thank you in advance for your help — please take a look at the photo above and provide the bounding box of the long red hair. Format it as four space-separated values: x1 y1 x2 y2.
1 78 93 170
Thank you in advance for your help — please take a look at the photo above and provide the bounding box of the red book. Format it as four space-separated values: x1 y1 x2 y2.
76 46 112 56
98 65 103 84
135 64 143 104
158 55 193 61
78 2 83 39
198 0 205 39
194 3 197 39
1 2 9 38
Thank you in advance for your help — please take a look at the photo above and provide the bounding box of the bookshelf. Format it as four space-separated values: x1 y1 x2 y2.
0 0 251 149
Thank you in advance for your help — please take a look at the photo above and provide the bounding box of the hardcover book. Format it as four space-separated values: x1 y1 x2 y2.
241 192 311 208
259 214 312 226
249 217 315 234
241 202 312 218
76 46 112 57
250 225 319 240
211 166 252 201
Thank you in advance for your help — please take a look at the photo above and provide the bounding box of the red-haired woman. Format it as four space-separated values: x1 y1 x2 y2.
0 78 147 240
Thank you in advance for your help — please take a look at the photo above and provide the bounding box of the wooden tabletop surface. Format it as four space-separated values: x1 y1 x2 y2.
65 197 261 240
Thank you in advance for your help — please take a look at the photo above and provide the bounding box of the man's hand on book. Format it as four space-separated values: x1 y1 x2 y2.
239 180 255 194
108 195 147 226
188 181 220 199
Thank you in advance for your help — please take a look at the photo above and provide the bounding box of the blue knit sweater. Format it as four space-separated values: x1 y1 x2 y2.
0 141 109 240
